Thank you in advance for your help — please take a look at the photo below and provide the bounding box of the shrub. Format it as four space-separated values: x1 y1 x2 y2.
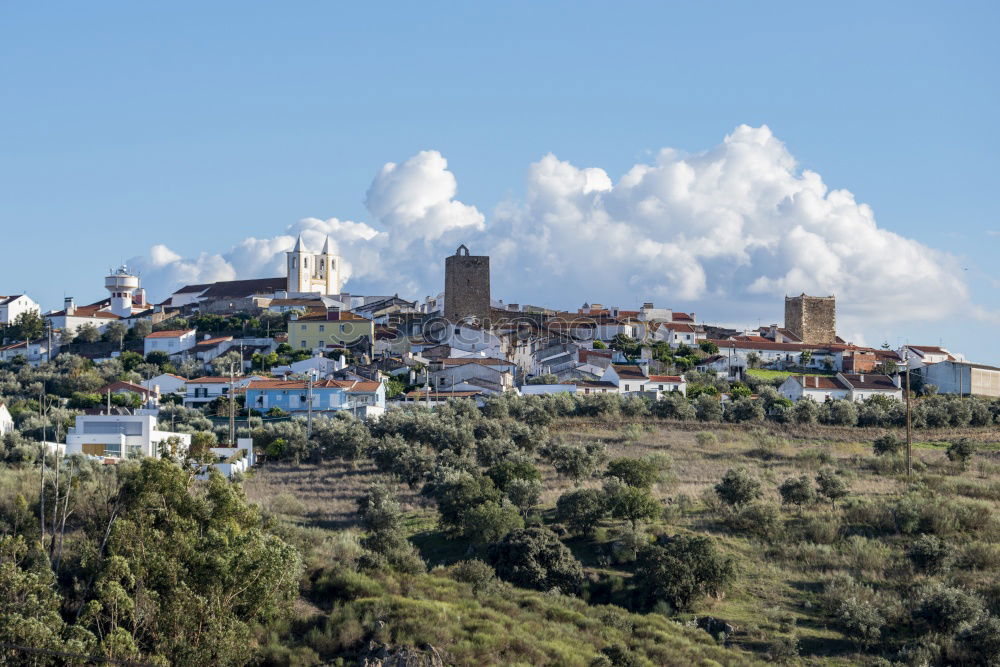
695 395 723 422
462 500 524 545
873 433 904 456
799 511 841 544
815 468 849 507
694 431 717 447
505 478 542 516
907 534 953 575
912 583 986 635
542 440 607 483
451 559 496 595
605 457 662 489
793 398 819 424
778 476 816 507
555 488 607 536
724 501 782 540
714 467 762 507
947 438 976 469
632 534 735 612
489 527 584 595
605 481 661 529
821 400 858 426
724 397 764 423
957 617 1000 665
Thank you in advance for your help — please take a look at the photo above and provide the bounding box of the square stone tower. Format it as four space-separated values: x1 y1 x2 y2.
784 294 836 344
444 244 491 325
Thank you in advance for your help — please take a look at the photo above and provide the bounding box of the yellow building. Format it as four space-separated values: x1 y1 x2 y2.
289 310 374 353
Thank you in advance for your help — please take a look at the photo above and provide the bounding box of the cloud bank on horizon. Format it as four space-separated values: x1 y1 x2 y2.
130 125 970 331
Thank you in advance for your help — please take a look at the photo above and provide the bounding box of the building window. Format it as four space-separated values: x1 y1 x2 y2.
624 384 630 391
301 324 307 330
319 325 325 332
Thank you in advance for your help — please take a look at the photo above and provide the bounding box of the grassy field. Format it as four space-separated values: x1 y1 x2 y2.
244 417 1000 664
746 369 835 381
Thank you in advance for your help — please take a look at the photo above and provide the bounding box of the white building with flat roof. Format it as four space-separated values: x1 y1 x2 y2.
65 414 191 460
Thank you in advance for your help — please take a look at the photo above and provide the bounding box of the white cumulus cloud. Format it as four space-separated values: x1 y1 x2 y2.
127 126 972 336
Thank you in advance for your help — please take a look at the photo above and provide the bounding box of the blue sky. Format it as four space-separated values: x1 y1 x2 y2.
2 2 998 361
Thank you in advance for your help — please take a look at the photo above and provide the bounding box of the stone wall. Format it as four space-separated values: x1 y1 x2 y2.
784 294 836 344
444 246 491 325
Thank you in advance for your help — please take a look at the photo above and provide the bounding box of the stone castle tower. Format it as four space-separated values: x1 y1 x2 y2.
444 244 491 325
286 234 341 295
784 294 836 344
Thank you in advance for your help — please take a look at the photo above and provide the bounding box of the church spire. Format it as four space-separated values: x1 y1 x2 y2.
321 235 332 255
292 234 305 253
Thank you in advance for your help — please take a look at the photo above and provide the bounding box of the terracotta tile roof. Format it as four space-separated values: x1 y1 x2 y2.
146 329 195 339
0 341 27 351
661 323 696 333
404 389 482 399
792 376 849 390
673 312 694 322
197 277 286 299
297 310 371 322
186 376 237 384
647 375 684 383
611 364 647 380
98 381 156 397
247 379 381 392
712 339 828 353
194 336 233 347
841 374 899 391
49 305 120 319
440 357 514 367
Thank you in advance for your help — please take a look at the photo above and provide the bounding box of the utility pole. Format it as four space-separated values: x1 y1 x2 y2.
306 371 315 439
228 363 236 446
905 363 912 478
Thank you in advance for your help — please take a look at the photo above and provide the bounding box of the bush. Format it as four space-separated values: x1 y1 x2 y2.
489 527 584 595
632 534 734 612
912 583 986 635
821 400 858 426
714 467 761 507
815 468 849 507
450 559 496 595
543 440 607 483
907 534 953 575
695 395 723 422
555 489 607 536
605 457 661 489
947 438 976 469
778 476 815 507
873 433 904 456
793 399 819 424
724 397 764 423
694 431 717 447
605 481 661 529
723 501 782 540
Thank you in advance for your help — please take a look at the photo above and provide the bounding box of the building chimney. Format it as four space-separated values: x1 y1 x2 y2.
859 374 864 383
64 297 75 316
642 302 654 310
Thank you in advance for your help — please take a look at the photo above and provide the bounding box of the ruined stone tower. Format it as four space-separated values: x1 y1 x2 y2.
444 245 491 325
784 294 836 344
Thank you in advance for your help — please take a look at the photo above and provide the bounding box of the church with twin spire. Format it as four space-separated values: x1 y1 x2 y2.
285 234 341 296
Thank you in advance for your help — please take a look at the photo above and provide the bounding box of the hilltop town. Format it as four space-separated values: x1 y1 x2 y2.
1 238 996 459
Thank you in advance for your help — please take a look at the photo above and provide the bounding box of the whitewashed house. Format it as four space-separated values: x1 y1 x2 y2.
839 373 903 401
0 294 40 326
779 375 851 403
65 414 191 460
183 375 264 407
0 402 13 436
600 364 649 394
429 357 516 395
144 329 197 357
143 373 188 396
643 374 686 398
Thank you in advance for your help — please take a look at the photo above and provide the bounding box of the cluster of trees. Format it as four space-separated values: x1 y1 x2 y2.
0 459 301 665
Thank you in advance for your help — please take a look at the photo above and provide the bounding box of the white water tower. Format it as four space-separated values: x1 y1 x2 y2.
105 265 140 318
